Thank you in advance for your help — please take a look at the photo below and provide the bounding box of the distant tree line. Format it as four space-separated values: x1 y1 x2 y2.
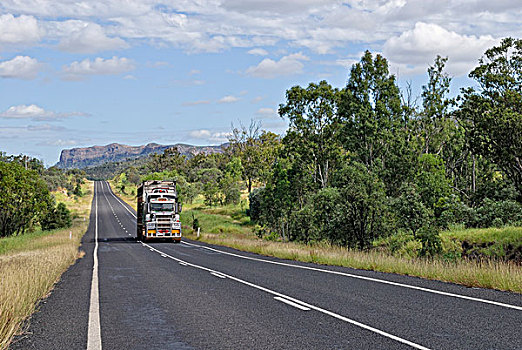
0 154 79 237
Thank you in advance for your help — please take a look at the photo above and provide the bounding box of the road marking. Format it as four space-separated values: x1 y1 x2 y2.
211 272 227 279
274 296 311 311
87 182 102 350
179 262 188 266
181 241 522 311
106 181 522 312
143 243 430 350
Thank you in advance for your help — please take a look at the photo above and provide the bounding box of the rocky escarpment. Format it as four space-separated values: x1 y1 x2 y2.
56 142 224 169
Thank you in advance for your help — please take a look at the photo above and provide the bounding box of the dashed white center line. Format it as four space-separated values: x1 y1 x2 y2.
211 272 227 279
142 242 430 350
274 297 311 311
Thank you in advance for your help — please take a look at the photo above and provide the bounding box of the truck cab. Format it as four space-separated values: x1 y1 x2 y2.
137 181 182 242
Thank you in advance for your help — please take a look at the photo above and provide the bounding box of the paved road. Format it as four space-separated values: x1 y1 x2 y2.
11 181 522 349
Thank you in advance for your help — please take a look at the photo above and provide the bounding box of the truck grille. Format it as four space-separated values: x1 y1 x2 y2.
156 215 171 231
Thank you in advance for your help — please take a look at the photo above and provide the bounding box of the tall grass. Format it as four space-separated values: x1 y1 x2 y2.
184 231 522 293
0 181 93 349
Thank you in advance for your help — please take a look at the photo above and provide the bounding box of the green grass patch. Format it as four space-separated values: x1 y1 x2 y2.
440 226 522 261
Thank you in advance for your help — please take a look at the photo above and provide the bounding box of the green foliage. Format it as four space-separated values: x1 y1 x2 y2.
414 154 451 210
0 161 51 237
457 38 522 198
330 162 390 249
280 80 341 189
40 202 72 230
393 183 433 237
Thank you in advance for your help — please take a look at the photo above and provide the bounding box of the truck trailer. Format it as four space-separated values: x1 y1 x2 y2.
137 180 182 242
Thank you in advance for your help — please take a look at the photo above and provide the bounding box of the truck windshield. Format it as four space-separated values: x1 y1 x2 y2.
150 203 174 211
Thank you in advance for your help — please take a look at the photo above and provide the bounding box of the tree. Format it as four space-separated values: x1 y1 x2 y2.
393 183 432 238
280 80 341 190
457 38 522 198
338 51 414 195
330 162 390 249
229 120 262 193
40 202 72 230
0 161 51 237
229 121 281 193
418 56 453 156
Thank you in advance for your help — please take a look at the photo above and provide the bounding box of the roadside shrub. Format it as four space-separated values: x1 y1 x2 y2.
417 225 442 257
474 199 522 227
248 187 265 223
40 202 72 230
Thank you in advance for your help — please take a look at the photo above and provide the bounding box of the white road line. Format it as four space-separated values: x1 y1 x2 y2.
274 296 311 311
211 272 227 279
106 181 521 312
179 262 188 266
87 182 102 350
181 241 522 311
144 243 430 350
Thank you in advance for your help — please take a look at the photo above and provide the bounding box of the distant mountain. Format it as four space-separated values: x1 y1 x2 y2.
56 142 225 169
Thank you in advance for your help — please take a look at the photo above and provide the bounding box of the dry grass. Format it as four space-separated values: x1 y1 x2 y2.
184 231 522 294
108 180 137 211
0 181 93 349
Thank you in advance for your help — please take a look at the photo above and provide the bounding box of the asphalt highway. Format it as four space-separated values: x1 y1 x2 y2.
11 181 522 349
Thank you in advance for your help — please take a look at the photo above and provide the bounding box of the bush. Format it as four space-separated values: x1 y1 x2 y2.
417 225 442 257
474 199 522 227
248 187 265 223
40 202 72 230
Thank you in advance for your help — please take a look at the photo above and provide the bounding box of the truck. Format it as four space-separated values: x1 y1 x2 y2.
136 180 182 242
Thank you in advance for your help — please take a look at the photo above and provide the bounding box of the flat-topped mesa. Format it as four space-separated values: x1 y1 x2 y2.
56 142 225 169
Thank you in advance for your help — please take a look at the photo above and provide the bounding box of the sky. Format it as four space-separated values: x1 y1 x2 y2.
0 1 520 166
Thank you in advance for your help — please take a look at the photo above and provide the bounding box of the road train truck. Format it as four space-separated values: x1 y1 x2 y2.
137 180 182 242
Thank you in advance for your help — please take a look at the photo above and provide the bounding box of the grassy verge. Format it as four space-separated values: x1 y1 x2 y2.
110 186 521 293
183 230 521 293
109 180 137 211
0 181 94 349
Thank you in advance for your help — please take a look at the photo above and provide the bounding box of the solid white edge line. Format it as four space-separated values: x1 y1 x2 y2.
87 182 102 350
106 181 520 311
143 243 430 350
181 241 522 311
274 296 311 311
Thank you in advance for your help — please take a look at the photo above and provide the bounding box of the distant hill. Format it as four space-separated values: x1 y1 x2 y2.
56 142 225 169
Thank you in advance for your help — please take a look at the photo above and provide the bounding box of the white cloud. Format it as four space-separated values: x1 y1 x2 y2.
189 129 211 138
0 104 87 121
248 48 268 56
384 22 499 76
58 22 127 53
62 56 135 80
188 69 201 75
246 53 309 78
255 107 277 119
0 14 41 47
0 56 42 79
189 129 231 143
218 95 239 103
183 100 210 106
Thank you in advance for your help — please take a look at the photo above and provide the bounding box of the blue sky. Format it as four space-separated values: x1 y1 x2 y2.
0 1 520 166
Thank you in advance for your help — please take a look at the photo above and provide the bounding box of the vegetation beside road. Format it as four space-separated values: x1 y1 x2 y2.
111 188 521 293
0 181 93 350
